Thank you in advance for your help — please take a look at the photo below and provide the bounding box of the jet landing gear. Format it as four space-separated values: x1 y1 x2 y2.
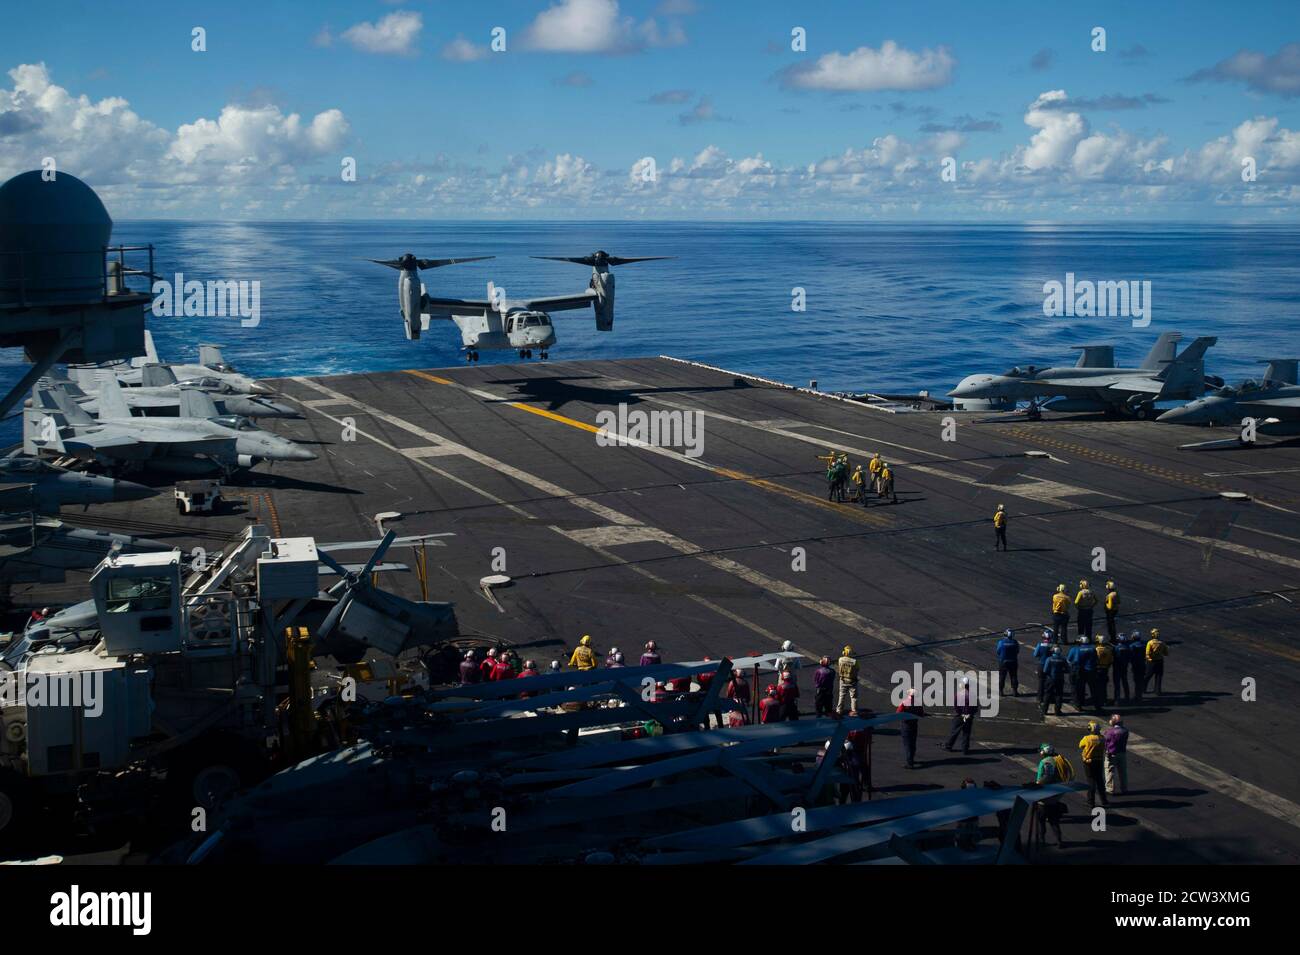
518 349 548 360
465 349 480 363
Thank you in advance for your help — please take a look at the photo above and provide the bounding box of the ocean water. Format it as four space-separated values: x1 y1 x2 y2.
4 222 1298 421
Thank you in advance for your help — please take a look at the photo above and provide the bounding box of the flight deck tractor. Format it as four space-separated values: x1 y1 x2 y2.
175 480 222 515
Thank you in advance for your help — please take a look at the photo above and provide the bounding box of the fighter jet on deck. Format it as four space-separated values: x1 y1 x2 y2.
1158 359 1300 449
60 366 299 419
0 449 155 513
23 376 315 476
69 330 273 395
948 332 1218 419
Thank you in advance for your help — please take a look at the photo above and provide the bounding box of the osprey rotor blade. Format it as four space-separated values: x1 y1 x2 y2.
370 254 494 271
358 529 397 579
415 256 494 270
531 251 674 268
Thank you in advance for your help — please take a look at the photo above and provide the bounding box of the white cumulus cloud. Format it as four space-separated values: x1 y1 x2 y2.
780 41 955 92
340 11 422 56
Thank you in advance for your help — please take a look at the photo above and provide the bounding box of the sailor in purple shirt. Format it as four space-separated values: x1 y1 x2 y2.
458 649 481 685
1103 713 1130 795
813 656 836 717
639 640 662 667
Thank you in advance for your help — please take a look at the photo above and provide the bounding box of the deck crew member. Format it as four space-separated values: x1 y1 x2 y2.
1041 646 1067 716
835 645 859 717
1074 579 1097 639
1111 629 1132 702
568 634 599 671
479 647 498 682
517 659 541 698
868 452 883 493
1032 744 1071 848
1092 635 1111 711
1078 721 1110 808
1143 628 1168 696
1032 631 1053 704
777 669 800 720
726 669 752 714
1051 584 1071 643
1068 636 1098 710
943 677 978 755
1104 714 1129 795
897 688 924 769
1126 631 1146 702
639 640 661 667
851 464 866 503
1104 580 1121 640
837 453 851 502
993 504 1008 551
813 656 836 717
878 461 897 503
491 650 518 681
996 629 1021 696
459 649 480 685
759 684 784 724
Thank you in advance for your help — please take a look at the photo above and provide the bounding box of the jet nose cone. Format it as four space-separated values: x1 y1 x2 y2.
1158 402 1207 424
113 479 158 502
250 381 275 395
286 444 318 462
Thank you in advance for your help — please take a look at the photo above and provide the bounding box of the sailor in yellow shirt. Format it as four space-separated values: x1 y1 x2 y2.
1103 580 1121 641
877 462 897 503
1050 584 1070 643
1074 579 1097 639
1143 628 1169 696
1078 720 1110 808
568 634 598 671
993 503 1008 551
867 452 883 493
851 464 866 503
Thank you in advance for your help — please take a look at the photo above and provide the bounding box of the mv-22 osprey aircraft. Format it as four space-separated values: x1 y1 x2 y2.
372 251 670 361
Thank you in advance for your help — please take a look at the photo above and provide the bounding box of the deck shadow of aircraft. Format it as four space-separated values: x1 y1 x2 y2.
482 374 751 412
242 473 364 495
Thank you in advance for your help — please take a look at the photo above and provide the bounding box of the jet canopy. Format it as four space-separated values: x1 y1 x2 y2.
211 414 257 431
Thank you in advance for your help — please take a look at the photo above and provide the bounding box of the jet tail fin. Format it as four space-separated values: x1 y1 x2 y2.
180 388 220 419
1141 331 1182 370
129 329 158 369
24 386 74 453
96 374 134 420
1264 359 1299 386
1156 336 1218 397
198 344 225 368
141 363 178 387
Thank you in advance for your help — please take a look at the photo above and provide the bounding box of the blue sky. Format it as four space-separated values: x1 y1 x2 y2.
3 0 1299 218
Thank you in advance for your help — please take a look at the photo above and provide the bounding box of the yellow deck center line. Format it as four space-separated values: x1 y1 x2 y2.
405 370 456 385
507 402 603 434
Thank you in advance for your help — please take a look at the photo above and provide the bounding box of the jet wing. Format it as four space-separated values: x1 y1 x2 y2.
523 289 598 313
64 425 234 457
1103 376 1162 394
1241 397 1300 410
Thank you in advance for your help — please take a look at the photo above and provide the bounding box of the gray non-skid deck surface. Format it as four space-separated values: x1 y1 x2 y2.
25 356 1300 863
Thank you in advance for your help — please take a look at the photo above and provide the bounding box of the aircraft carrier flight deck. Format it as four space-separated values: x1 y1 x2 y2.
21 355 1300 865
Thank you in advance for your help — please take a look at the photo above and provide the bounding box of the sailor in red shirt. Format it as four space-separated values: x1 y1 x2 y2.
479 648 498 682
759 684 785 724
490 651 517 681
516 658 540 698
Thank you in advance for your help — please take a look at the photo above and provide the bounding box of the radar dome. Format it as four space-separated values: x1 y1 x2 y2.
0 170 112 305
